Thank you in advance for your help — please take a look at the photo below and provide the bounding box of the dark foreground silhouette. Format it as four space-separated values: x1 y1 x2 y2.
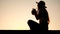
27 0 50 31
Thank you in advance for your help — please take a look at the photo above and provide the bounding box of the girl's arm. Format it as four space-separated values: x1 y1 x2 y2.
31 8 39 20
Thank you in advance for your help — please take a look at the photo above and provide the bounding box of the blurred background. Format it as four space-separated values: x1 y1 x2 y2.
0 0 60 30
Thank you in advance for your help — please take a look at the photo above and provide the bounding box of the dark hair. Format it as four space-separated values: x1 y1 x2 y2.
37 1 47 8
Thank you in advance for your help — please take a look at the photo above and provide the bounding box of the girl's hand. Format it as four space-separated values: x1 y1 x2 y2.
31 9 37 15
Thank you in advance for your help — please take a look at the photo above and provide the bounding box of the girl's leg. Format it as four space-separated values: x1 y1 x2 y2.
27 20 38 30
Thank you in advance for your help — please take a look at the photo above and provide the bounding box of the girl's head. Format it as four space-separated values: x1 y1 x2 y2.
36 1 47 10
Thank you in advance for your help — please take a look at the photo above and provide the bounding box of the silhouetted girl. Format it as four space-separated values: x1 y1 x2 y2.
28 1 50 31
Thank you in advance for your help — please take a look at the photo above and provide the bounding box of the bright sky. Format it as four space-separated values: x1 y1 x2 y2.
0 0 60 30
